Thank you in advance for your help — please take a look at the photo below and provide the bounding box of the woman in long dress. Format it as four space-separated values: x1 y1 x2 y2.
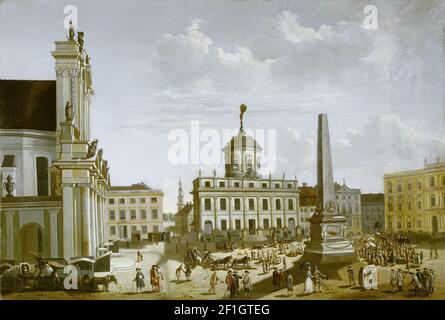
304 266 314 294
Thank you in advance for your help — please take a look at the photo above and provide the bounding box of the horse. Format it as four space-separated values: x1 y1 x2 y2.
213 255 233 269
231 255 250 268
91 274 118 292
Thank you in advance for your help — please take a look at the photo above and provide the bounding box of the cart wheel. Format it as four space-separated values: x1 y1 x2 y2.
14 277 23 292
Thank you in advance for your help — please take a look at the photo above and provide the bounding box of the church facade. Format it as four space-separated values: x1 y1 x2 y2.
0 26 110 262
190 109 299 241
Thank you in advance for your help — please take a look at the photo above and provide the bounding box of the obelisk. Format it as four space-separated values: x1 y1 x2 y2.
302 114 356 264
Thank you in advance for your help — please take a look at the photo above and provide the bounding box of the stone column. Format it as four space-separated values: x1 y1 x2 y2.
5 211 14 260
63 185 75 259
97 190 103 245
81 186 92 256
49 209 59 257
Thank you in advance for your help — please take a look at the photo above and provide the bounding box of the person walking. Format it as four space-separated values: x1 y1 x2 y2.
313 266 328 293
208 271 219 295
389 269 397 293
175 264 184 280
303 266 314 294
134 267 145 293
429 269 435 294
347 266 356 287
272 267 280 290
242 270 253 297
282 257 287 270
419 251 424 264
225 270 236 299
233 270 242 295
358 267 364 288
285 271 293 296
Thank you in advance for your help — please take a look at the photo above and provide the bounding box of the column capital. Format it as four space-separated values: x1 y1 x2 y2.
55 68 65 76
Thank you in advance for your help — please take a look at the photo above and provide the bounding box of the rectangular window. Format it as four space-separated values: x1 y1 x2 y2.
430 177 435 187
140 209 147 219
131 226 137 233
119 210 126 220
130 198 136 204
397 184 402 192
110 226 116 235
417 181 421 189
275 183 280 189
417 199 421 209
248 199 255 210
235 219 241 230
219 181 225 187
220 198 227 210
275 199 282 210
109 210 115 220
153 225 159 233
131 210 137 220
204 198 212 211
288 199 294 210
109 199 115 204
288 183 293 189
263 219 270 229
151 197 157 204
142 225 148 233
140 198 146 204
221 219 227 231
234 198 241 210
119 198 125 204
262 199 269 210
234 182 240 188
152 209 158 219
407 183 412 190
205 181 211 187
431 194 436 207
276 218 282 228
249 182 254 188
388 183 393 193
262 183 268 189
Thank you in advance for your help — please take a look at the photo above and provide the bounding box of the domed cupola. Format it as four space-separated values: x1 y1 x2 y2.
223 104 262 178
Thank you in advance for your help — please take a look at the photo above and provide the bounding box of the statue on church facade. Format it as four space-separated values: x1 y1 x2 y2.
86 139 98 159
77 32 84 52
68 20 75 41
3 175 15 196
65 101 74 121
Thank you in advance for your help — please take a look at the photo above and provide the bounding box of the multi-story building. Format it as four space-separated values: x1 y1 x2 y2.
299 183 317 236
335 181 362 235
104 182 164 242
190 110 299 241
384 159 445 235
361 193 385 234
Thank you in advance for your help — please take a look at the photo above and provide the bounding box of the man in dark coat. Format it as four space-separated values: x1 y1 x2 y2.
358 267 364 288
272 267 280 290
134 267 145 292
233 270 242 295
225 270 236 298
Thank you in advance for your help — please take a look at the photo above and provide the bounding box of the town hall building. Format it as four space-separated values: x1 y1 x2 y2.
190 107 300 242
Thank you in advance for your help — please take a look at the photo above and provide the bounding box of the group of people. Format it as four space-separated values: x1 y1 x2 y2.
355 233 422 268
133 264 164 293
303 266 329 294
175 264 192 281
225 269 253 298
408 268 435 296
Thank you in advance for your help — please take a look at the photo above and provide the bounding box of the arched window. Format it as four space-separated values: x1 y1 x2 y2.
36 157 49 196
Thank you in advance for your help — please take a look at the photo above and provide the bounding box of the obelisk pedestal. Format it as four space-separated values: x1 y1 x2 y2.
302 114 356 264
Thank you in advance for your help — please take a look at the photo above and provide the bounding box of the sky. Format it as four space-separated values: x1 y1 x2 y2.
1 0 445 213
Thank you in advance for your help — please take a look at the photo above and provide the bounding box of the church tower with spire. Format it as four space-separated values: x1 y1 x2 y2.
177 178 184 212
